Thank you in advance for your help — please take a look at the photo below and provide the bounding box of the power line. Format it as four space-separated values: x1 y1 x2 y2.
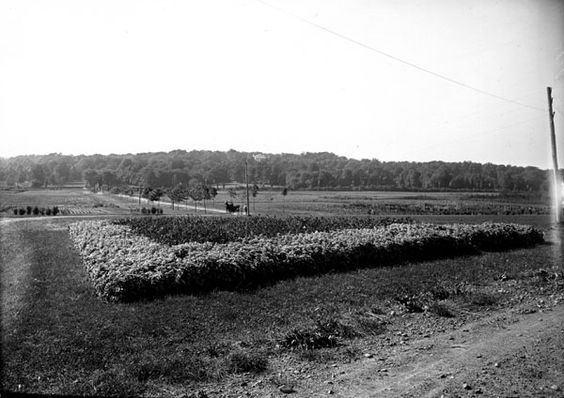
405 114 546 156
255 0 546 113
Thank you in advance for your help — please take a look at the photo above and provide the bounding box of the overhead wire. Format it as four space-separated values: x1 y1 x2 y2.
404 114 546 155
255 0 546 113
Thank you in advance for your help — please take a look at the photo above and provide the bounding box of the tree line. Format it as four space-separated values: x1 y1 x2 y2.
0 149 556 193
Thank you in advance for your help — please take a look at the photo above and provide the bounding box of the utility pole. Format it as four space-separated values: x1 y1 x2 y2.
245 159 251 216
547 87 562 223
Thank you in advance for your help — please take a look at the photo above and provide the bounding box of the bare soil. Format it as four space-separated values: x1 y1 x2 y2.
200 300 564 398
307 304 564 397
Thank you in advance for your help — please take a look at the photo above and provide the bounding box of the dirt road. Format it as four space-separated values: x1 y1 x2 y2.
324 304 564 397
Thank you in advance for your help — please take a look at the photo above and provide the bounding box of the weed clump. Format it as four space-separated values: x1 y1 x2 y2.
227 351 268 373
395 294 425 313
282 318 357 350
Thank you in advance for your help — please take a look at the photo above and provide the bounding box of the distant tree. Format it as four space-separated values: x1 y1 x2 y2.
101 170 119 189
188 180 205 212
281 187 288 213
53 162 71 187
83 169 100 189
208 186 218 206
31 164 47 187
251 184 259 211
148 188 164 206
169 183 187 210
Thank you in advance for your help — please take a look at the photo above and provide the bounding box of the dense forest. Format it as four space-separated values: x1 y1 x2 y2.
0 150 555 193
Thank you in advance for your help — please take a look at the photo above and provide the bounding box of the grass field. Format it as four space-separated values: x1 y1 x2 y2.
1 188 562 397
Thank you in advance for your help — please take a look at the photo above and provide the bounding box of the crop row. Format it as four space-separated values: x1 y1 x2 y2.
68 221 544 302
113 215 414 245
343 202 550 216
12 206 60 216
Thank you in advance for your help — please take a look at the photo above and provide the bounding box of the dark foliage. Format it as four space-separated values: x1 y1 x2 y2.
114 215 414 245
0 150 556 193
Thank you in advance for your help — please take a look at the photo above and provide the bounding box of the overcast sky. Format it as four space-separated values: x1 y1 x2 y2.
1 0 563 168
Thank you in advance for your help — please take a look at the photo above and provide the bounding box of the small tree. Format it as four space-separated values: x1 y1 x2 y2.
148 188 164 207
188 181 205 212
208 186 218 207
169 183 188 210
281 187 288 213
252 184 259 212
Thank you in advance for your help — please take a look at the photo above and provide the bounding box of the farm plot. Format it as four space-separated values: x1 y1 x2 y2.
69 217 544 302
0 188 141 217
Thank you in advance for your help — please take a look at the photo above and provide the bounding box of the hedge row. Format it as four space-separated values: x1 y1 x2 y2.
68 221 544 302
113 215 414 245
13 206 60 216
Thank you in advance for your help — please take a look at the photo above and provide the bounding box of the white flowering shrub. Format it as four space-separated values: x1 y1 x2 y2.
68 221 543 302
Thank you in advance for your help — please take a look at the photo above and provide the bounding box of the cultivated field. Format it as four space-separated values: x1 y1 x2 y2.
1 188 563 397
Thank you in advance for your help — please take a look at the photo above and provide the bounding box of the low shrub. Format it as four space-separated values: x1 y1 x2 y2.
26 206 32 215
68 221 544 302
18 208 26 216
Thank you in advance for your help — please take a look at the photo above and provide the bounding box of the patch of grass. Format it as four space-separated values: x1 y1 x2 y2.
127 351 224 383
282 317 359 350
428 301 456 318
469 292 500 307
227 350 269 374
395 294 425 313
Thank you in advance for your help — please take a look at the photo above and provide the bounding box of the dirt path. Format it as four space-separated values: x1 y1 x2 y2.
293 304 564 398
114 193 228 214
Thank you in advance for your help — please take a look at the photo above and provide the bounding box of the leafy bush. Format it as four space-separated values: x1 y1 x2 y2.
18 208 26 215
33 206 39 215
26 206 32 215
13 209 18 215
53 206 59 216
68 221 544 302
114 215 414 245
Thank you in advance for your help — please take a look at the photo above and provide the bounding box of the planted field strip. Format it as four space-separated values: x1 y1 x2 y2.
115 215 414 245
68 220 544 302
342 201 550 216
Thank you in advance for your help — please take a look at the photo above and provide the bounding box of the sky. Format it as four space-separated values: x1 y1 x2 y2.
1 0 563 169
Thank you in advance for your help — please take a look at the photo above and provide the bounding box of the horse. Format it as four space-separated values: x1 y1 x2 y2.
225 201 241 214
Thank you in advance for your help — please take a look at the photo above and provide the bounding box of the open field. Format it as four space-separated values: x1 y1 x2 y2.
1 188 563 397
2 188 551 218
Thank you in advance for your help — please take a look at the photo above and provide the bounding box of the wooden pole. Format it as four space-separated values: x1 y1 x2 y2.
547 87 562 223
245 159 251 216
